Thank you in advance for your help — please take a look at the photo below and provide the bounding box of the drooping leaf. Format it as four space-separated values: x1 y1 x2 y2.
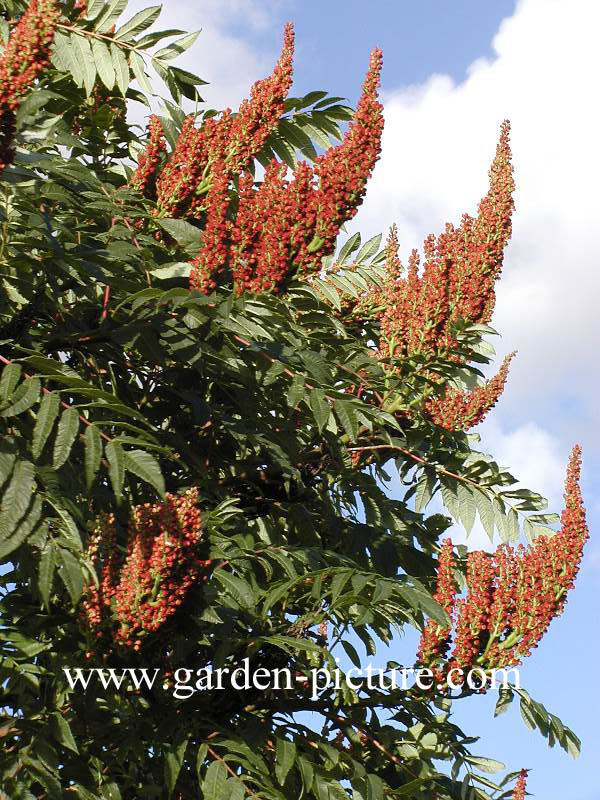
84 424 103 490
32 391 60 460
53 407 80 469
124 449 165 495
106 441 125 498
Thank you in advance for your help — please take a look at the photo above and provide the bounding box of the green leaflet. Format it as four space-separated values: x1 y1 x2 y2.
0 376 40 417
213 570 256 609
84 424 103 490
124 449 165 495
91 38 116 90
201 761 228 800
164 734 189 797
38 543 57 609
0 493 42 561
53 407 80 469
274 738 296 786
70 34 96 95
115 5 161 39
32 391 60 460
105 441 125 498
111 42 130 94
0 362 22 399
57 548 84 605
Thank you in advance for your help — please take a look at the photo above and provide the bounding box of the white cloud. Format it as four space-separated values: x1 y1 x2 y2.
477 418 566 507
353 0 600 449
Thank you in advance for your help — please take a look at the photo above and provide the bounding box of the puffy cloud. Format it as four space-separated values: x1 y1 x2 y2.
353 0 600 452
478 418 566 507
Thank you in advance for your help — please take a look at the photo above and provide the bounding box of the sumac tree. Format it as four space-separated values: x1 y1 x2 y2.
0 1 588 799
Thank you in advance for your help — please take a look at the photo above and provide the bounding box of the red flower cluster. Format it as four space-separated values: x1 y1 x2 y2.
155 23 295 220
425 352 515 432
372 121 514 359
416 538 457 673
512 770 528 800
189 159 231 292
129 115 167 199
82 489 211 651
191 48 384 294
0 0 59 173
416 447 588 687
450 549 495 673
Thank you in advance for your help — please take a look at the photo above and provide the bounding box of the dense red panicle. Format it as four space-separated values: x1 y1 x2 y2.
416 538 457 669
155 23 295 219
0 0 60 173
129 115 167 199
229 160 301 294
425 352 515 431
189 160 230 292
227 21 295 173
82 489 211 651
512 770 528 800
503 445 588 662
416 448 588 687
376 121 514 359
288 48 384 275
449 550 494 678
192 48 384 295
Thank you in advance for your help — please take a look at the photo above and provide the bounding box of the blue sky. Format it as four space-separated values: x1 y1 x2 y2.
147 1 599 796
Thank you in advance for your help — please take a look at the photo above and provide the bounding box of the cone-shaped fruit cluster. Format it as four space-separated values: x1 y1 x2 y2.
424 352 515 432
371 121 514 360
82 489 211 651
189 46 384 294
416 447 588 689
154 23 295 220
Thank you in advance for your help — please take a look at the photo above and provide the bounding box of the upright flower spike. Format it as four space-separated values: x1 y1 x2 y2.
291 48 384 274
376 121 514 358
227 49 383 295
225 21 295 177
81 511 121 632
384 223 402 279
230 161 297 294
0 0 60 174
480 543 519 669
189 160 230 293
155 23 295 219
82 489 212 652
505 445 588 663
155 113 221 219
129 115 167 200
416 538 457 671
416 448 588 686
512 770 528 800
449 550 494 683
425 352 515 432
